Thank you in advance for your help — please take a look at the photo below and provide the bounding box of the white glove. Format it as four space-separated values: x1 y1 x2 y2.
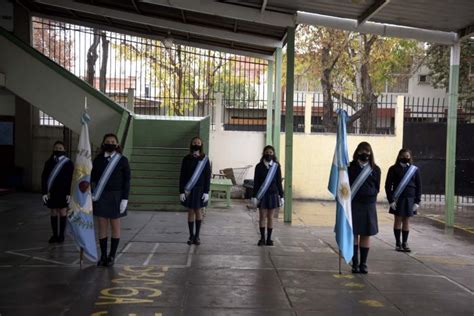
251 197 258 208
413 203 419 213
66 195 71 204
202 193 209 203
42 195 49 204
180 193 186 202
279 197 284 207
390 202 397 210
120 199 128 213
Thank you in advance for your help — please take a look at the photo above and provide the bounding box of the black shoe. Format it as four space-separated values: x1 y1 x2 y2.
395 243 403 252
106 256 115 267
257 239 265 246
57 235 65 243
352 263 359 273
187 235 194 245
359 264 368 274
266 239 274 246
402 243 411 252
48 236 58 244
97 256 107 267
193 237 201 245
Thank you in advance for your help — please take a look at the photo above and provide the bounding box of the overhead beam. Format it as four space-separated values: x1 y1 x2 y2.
458 24 474 40
297 12 458 45
357 0 390 26
138 0 294 28
32 12 276 60
34 0 283 48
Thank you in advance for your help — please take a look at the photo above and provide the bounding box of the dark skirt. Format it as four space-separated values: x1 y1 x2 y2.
93 190 127 219
352 201 378 236
46 191 69 209
182 186 207 209
258 192 280 210
389 197 416 217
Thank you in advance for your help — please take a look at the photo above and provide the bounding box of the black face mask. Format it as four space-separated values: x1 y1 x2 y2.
400 158 410 164
53 151 65 157
103 144 117 153
191 145 202 152
357 153 370 162
264 154 274 162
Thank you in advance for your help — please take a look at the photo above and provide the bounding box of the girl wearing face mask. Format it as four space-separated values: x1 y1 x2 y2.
41 141 74 244
179 136 211 246
91 134 131 267
385 148 422 253
251 145 284 246
348 142 381 274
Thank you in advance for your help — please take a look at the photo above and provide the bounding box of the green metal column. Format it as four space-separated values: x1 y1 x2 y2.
445 42 461 227
266 60 274 145
274 47 283 158
284 27 295 223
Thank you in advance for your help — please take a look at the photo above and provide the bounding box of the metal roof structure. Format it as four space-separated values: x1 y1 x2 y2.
20 0 474 58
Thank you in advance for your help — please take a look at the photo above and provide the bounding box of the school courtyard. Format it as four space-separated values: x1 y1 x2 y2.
0 193 472 316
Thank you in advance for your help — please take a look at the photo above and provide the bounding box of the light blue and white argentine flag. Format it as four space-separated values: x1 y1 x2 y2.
328 109 353 263
67 112 98 261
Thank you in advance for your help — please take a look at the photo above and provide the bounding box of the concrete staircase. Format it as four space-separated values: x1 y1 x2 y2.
128 146 188 211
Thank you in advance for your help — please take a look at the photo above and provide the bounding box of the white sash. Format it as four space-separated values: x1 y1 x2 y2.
184 155 209 193
92 154 122 201
256 162 278 201
350 164 373 201
393 165 418 201
47 157 70 193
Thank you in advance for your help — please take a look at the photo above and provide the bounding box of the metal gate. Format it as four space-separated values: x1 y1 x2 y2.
403 97 474 198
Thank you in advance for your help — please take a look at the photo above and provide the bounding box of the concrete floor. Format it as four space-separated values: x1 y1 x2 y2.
0 193 473 315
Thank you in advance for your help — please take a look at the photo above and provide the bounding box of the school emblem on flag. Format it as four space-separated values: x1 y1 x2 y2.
328 109 354 264
67 111 98 261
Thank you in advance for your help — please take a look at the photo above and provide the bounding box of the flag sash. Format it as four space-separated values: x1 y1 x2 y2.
393 165 418 201
184 155 209 193
92 153 122 202
47 157 70 193
350 164 373 200
256 162 278 201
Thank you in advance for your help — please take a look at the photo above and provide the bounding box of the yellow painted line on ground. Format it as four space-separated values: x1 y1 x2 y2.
344 282 365 288
332 274 354 279
359 300 384 307
423 215 474 234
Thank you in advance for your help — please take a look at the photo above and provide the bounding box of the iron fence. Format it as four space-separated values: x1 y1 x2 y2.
310 93 396 134
32 17 268 129
404 96 474 123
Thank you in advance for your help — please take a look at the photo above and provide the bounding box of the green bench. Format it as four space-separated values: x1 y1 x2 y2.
208 178 233 208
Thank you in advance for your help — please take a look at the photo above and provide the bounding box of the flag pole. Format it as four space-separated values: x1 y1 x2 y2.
339 252 342 274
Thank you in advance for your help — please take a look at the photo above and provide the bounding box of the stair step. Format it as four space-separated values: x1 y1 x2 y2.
130 162 181 171
128 202 186 211
131 177 179 186
132 169 180 177
131 155 184 163
130 186 177 195
133 147 188 156
129 194 179 203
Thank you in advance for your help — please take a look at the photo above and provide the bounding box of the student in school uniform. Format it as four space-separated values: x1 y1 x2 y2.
348 142 381 274
385 148 422 253
179 136 211 246
251 145 284 246
91 133 131 267
41 141 74 244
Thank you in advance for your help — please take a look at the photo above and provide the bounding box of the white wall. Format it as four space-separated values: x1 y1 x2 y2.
408 65 447 98
209 130 265 183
